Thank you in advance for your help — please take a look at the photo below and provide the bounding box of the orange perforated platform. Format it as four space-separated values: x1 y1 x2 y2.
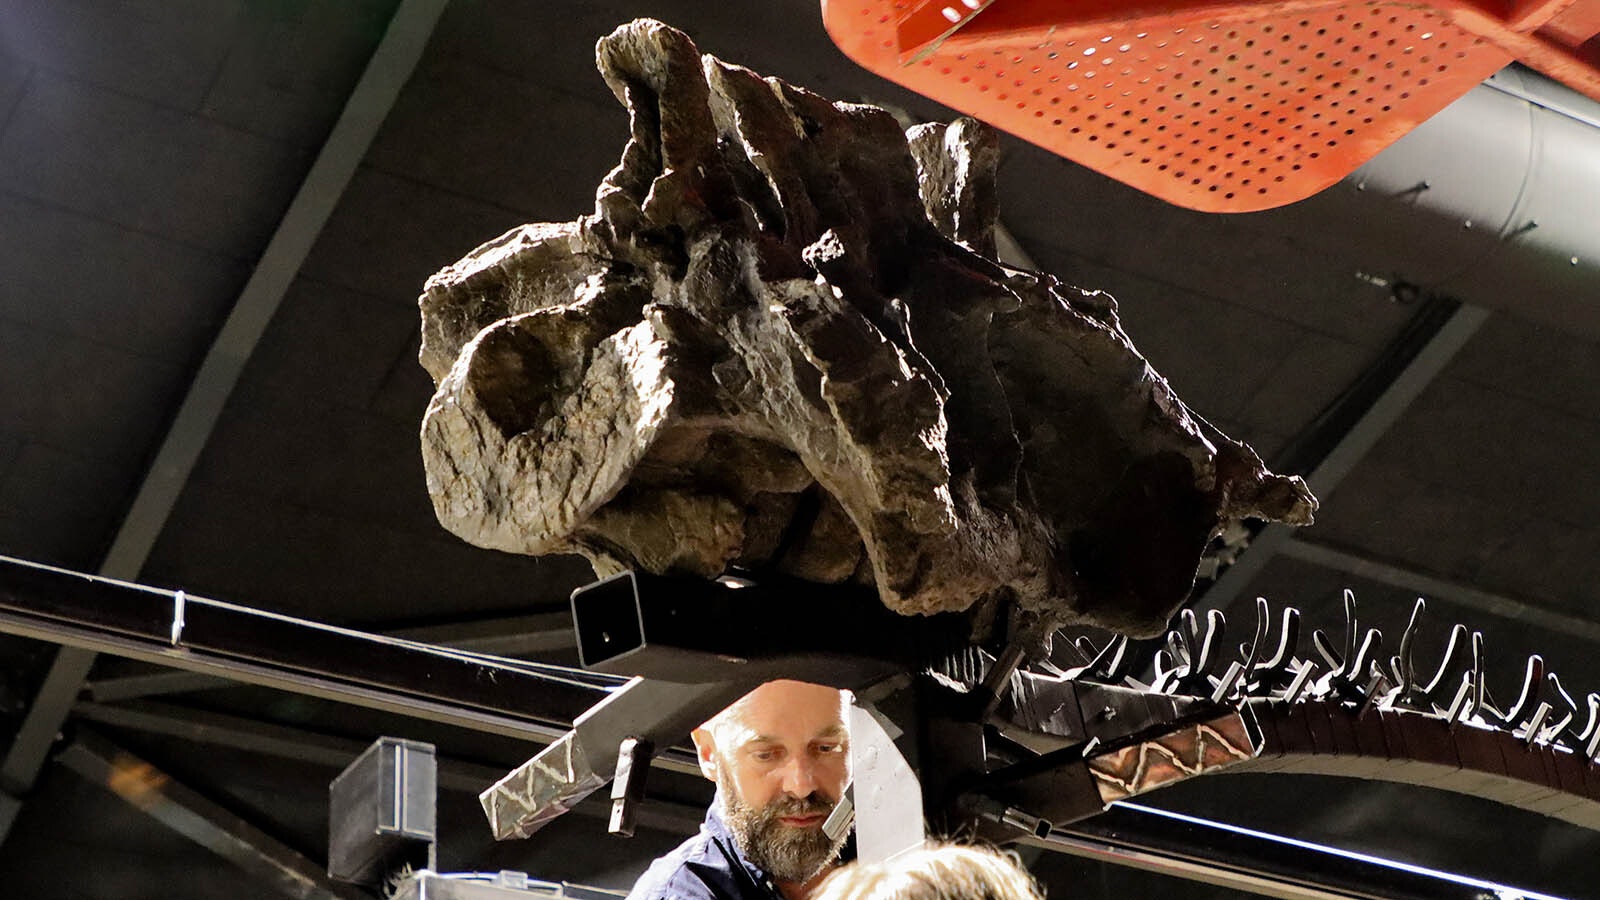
823 0 1600 212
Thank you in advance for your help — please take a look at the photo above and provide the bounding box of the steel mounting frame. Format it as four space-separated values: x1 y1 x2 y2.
0 553 1577 900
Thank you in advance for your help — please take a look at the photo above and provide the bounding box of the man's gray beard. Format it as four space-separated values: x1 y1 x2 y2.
720 784 847 883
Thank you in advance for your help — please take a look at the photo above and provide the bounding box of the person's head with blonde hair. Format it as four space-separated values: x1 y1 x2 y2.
811 842 1044 900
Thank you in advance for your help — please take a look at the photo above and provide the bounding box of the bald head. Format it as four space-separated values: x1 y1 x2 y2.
699 681 850 754
691 680 853 887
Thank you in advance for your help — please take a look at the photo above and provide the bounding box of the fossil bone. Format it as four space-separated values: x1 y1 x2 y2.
418 19 1315 638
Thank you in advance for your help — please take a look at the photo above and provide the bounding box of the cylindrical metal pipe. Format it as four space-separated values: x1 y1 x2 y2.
1318 64 1593 333
1354 66 1600 272
1261 65 1600 339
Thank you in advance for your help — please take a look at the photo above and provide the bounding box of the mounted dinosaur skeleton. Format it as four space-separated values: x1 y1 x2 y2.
974 591 1600 832
415 19 1599 845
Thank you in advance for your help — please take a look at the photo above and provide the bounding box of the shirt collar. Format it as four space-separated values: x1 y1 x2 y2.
706 801 778 892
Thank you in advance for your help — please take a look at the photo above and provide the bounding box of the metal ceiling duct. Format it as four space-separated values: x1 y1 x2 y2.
1283 65 1600 338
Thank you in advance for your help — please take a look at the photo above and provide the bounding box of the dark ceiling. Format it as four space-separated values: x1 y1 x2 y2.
2 1 1599 898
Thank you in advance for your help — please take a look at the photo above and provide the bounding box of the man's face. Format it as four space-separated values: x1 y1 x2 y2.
695 680 852 883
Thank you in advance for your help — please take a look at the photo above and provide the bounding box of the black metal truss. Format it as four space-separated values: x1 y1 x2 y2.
0 553 1591 900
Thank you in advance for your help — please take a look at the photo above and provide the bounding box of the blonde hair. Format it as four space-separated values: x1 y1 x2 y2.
812 843 1044 900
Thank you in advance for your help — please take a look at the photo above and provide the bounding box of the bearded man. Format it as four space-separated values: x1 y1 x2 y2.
625 680 853 900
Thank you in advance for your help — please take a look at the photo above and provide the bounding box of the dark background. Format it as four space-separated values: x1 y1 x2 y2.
1 1 1598 897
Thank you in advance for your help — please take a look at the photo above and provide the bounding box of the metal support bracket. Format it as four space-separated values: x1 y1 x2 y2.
571 570 969 685
475 569 976 843
479 678 746 841
609 737 654 837
850 700 926 863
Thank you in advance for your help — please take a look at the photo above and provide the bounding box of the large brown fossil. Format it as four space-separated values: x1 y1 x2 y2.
418 19 1315 638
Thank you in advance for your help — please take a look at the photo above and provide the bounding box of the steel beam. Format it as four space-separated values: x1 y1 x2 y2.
91 9 447 586
481 678 744 840
0 555 610 746
480 570 972 841
71 699 705 835
58 731 367 900
390 612 576 658
1280 538 1600 645
0 0 450 847
86 611 576 703
1197 301 1492 615
88 670 234 702
0 792 18 844
0 647 95 796
76 699 377 772
1022 802 1567 900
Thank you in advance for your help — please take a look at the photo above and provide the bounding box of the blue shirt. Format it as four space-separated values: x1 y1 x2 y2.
625 806 785 900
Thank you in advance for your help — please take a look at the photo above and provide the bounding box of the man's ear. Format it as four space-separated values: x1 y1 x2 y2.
690 727 718 783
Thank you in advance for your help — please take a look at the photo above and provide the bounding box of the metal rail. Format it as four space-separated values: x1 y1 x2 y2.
1027 802 1568 900
86 610 578 703
0 555 612 747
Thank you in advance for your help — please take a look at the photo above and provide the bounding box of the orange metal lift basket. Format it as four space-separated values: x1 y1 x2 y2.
823 0 1600 212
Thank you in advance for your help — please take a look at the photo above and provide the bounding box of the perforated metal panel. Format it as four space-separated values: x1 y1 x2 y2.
825 0 1537 211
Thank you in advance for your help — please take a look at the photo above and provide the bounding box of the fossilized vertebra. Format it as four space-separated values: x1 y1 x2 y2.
418 19 1315 638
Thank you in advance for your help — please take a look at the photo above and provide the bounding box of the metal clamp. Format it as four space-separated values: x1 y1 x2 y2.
608 737 654 837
